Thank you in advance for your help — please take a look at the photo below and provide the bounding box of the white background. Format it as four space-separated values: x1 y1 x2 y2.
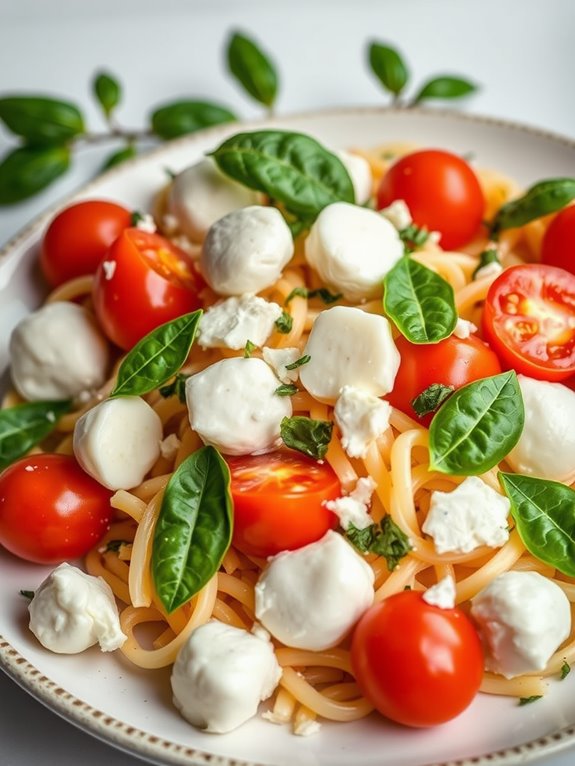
0 1 574 764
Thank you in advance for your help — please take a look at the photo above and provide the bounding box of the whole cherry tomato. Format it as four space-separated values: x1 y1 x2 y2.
541 205 575 275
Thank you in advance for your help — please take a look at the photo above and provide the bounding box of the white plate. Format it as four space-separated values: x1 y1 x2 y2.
2 107 575 766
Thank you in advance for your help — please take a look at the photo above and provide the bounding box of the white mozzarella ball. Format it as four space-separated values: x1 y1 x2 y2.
304 202 403 301
506 375 575 483
471 571 571 678
9 302 109 402
73 397 162 490
255 530 374 651
28 563 126 654
201 205 294 295
186 357 292 455
337 150 373 205
299 306 400 404
171 621 281 733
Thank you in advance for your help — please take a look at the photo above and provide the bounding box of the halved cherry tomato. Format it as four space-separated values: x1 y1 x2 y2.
482 264 575 381
40 200 131 287
376 149 485 250
92 228 204 349
226 451 340 558
0 454 113 565
386 334 502 426
351 590 484 728
541 205 575 275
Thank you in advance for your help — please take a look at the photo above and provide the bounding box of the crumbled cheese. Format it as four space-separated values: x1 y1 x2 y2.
160 433 181 460
294 719 322 737
101 260 117 280
135 212 157 233
198 295 282 350
422 576 456 609
334 385 391 458
475 261 503 280
453 318 478 339
380 199 412 230
325 476 377 530
262 346 302 383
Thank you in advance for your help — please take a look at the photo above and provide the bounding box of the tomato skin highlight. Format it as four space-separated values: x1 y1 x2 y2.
376 149 485 250
351 590 484 728
40 200 132 287
92 228 204 350
227 451 340 558
482 263 575 381
541 205 575 276
0 454 113 565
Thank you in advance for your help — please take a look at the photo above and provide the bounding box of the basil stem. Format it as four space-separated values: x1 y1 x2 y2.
280 415 333 460
152 446 233 613
490 178 575 236
0 400 71 471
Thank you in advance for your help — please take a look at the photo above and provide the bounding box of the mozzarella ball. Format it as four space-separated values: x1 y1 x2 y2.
28 563 126 654
471 571 571 678
299 306 400 404
73 396 162 490
337 150 373 205
255 530 374 650
171 621 281 733
304 202 403 301
186 357 292 455
10 302 109 401
506 375 575 483
201 206 294 295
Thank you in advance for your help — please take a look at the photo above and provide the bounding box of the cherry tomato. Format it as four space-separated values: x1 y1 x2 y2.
376 149 485 250
92 228 204 350
541 205 575 275
226 451 340 558
386 334 502 426
0 454 113 565
40 200 132 287
351 590 484 728
482 264 575 381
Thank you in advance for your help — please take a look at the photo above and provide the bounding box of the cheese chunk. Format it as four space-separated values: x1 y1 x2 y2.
380 199 412 231
262 346 301 383
422 576 456 609
198 295 282 350
324 476 377 531
334 385 391 458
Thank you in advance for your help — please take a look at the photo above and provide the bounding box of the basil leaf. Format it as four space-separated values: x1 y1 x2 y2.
280 416 333 460
472 247 500 279
284 354 310 371
152 446 232 613
561 661 571 680
93 71 121 118
491 179 575 235
226 31 278 108
275 310 293 334
101 144 136 171
412 76 477 104
0 96 84 144
159 373 189 404
429 371 524 475
518 696 542 706
210 130 355 218
0 146 70 205
368 42 409 97
499 472 575 577
243 340 257 358
383 257 457 343
110 311 202 398
151 100 237 140
285 286 342 305
275 384 298 397
411 383 454 418
346 517 411 571
0 400 71 470
399 223 430 254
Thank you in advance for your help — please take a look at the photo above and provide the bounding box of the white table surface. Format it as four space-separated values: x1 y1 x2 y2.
1 1 575 764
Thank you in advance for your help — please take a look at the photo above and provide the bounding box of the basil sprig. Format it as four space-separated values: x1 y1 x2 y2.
490 179 575 236
110 311 202 398
0 400 70 471
429 371 524 475
152 446 233 613
383 257 457 343
93 71 121 120
280 415 333 460
499 473 575 577
226 31 278 109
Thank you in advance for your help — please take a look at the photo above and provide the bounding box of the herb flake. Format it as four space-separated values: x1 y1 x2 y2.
411 383 454 418
346 516 412 571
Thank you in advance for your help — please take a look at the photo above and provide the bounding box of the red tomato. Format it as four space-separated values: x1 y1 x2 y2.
227 451 340 558
92 228 204 350
482 264 575 381
386 334 502 426
376 149 485 250
40 200 132 287
541 205 575 275
0 454 113 565
351 590 484 728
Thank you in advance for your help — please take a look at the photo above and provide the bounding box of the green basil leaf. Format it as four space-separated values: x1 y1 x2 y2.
518 696 542 706
491 179 575 236
275 383 298 397
412 76 477 104
368 42 409 97
152 446 232 613
210 130 355 218
280 415 333 460
284 354 310 371
0 146 71 205
499 472 575 577
101 144 136 171
159 373 189 404
346 516 412 571
150 100 237 140
111 311 202 398
429 371 524 475
398 223 430 254
383 257 457 343
275 310 293 334
243 340 257 358
285 286 342 305
0 97 84 144
93 71 121 118
561 661 571 680
0 400 71 470
411 383 454 418
226 31 278 108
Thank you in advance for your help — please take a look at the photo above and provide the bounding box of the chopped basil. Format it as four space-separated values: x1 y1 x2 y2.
411 383 454 418
518 695 542 706
398 223 430 253
130 210 144 226
19 590 34 601
284 354 310 371
275 384 299 397
346 516 412 571
472 247 500 279
243 339 257 358
159 373 189 404
275 310 293 334
280 415 333 460
560 661 571 680
285 286 342 305
104 539 129 553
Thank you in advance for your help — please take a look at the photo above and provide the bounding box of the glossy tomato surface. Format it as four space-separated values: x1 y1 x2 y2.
40 200 131 287
351 590 484 728
0 454 113 564
376 149 485 250
386 334 502 426
541 205 575 275
482 263 575 381
92 228 204 349
227 451 340 558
